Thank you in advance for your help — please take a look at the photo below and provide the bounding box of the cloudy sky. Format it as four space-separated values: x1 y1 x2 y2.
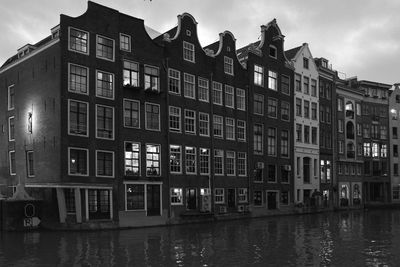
1 0 399 84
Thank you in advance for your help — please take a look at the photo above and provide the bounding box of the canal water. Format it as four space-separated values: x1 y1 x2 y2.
1 209 400 266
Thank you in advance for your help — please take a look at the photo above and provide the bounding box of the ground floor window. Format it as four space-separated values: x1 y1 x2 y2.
88 189 110 220
64 188 76 213
254 190 262 206
171 188 183 205
281 191 289 205
215 188 224 204
238 188 248 203
126 184 145 210
125 183 161 216
393 186 400 200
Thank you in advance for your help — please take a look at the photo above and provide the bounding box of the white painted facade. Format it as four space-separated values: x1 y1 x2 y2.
290 44 320 205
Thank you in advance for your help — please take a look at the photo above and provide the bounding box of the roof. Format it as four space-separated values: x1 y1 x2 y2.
203 41 219 53
284 45 302 60
153 26 177 44
236 41 260 62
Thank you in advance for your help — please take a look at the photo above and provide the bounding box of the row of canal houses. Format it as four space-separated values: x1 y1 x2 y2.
0 2 398 228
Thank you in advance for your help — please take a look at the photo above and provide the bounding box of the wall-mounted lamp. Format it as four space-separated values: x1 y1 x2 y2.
28 112 32 134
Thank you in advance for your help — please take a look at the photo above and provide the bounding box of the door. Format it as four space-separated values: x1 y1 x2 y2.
187 188 197 210
147 184 161 216
227 189 236 209
267 191 277 210
88 189 110 220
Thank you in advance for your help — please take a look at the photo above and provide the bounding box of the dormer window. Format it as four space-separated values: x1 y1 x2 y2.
269 45 277 58
322 60 328 68
120 33 131 52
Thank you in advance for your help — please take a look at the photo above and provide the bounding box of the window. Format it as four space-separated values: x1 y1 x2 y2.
170 188 183 205
311 79 317 96
296 98 302 117
236 88 246 111
68 100 88 136
296 124 302 142
69 27 88 54
215 188 224 204
65 189 76 213
225 117 235 140
269 45 277 58
363 124 370 138
267 165 276 182
254 94 264 115
120 33 131 52
393 127 398 139
184 109 196 134
295 74 301 92
303 157 311 183
96 105 114 139
371 125 379 139
320 106 325 122
144 65 159 91
237 152 247 176
281 130 289 157
96 150 114 177
254 65 264 86
213 115 223 138
364 143 371 157
339 141 344 154
185 146 196 174
311 102 317 120
199 148 210 175
319 83 325 98
68 64 88 94
7 85 15 111
380 126 387 139
96 70 114 99
281 101 290 121
281 191 289 205
124 99 140 128
281 166 289 183
68 148 88 176
238 188 248 203
224 56 234 75
123 60 139 87
394 164 399 176
337 98 343 111
145 103 160 131
96 35 114 61
183 41 195 62
225 85 234 108
184 73 195 99
9 151 16 175
267 127 276 156
357 143 363 156
168 68 181 94
198 77 209 102
312 127 318 145
381 144 387 158
325 84 331 100
304 126 310 143
199 113 210 136
338 119 344 133
281 75 290 95
303 57 309 69
169 106 181 132
326 106 331 123
226 151 236 176
304 100 310 118
170 145 182 173
26 151 34 177
214 149 224 175
146 144 161 176
125 142 140 176
268 98 278 118
372 143 379 158
303 77 309 94
268 70 277 90
126 184 145 210
254 163 263 182
212 82 223 105
356 103 362 116
237 120 246 141
254 191 262 206
254 124 263 154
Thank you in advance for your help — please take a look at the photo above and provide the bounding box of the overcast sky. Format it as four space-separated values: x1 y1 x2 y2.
1 0 399 84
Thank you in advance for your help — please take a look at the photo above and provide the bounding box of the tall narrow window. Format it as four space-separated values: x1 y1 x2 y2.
96 105 114 139
146 144 160 176
268 98 277 118
169 145 182 173
296 98 302 117
199 148 210 175
168 68 181 94
296 124 302 142
123 60 139 87
185 146 196 174
144 65 159 91
225 85 234 108
311 79 317 96
120 33 131 52
96 150 114 177
26 151 34 177
226 151 236 176
254 65 264 86
311 102 317 120
96 70 114 99
254 94 264 115
199 113 210 136
69 27 88 54
125 142 140 176
254 124 263 154
124 99 140 128
281 130 289 158
69 100 88 136
213 115 223 138
303 76 309 95
237 152 247 176
145 103 160 131
304 125 310 143
212 82 223 105
169 106 181 132
303 157 310 183
268 70 277 90
312 127 318 145
295 74 301 92
68 148 88 176
184 109 196 134
237 120 246 141
267 165 276 182
184 73 195 99
69 64 88 94
236 88 246 111
198 77 209 102
225 117 235 140
214 149 224 175
267 128 276 156
224 56 234 75
281 101 290 121
183 41 195 62
8 116 15 141
281 75 290 95
96 35 114 61
304 100 310 118
9 151 16 175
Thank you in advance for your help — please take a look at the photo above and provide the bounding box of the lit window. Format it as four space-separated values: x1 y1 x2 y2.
96 35 114 61
68 148 88 176
145 103 160 131
69 27 88 54
170 145 182 173
68 100 88 136
185 146 196 174
268 70 277 90
199 112 209 136
126 184 145 210
69 64 88 94
144 66 159 91
198 77 209 102
214 149 224 175
225 85 234 108
236 88 246 111
212 82 223 105
123 61 139 87
123 99 140 128
96 105 114 139
372 143 379 158
224 56 234 75
96 150 114 177
120 33 131 52
171 188 183 205
125 142 140 176
96 70 114 99
169 106 181 132
184 73 195 99
146 144 161 176
183 41 195 62
184 109 196 134
254 65 264 86
8 85 14 110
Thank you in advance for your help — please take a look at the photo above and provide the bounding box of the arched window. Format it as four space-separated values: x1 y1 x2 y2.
346 121 354 139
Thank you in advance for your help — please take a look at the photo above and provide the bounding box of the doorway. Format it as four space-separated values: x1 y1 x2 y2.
267 191 278 210
146 184 161 216
186 188 197 210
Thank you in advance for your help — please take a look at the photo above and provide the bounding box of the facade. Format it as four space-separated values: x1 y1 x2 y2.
286 43 320 206
389 84 400 202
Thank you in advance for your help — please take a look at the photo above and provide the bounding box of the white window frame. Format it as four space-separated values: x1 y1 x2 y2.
168 68 181 95
96 69 115 100
25 150 35 178
183 73 196 99
226 151 236 176
95 150 115 178
145 102 161 131
224 56 234 75
169 106 182 133
96 34 115 62
68 27 89 55
199 148 210 175
185 146 197 175
171 188 184 205
225 117 235 140
95 104 115 140
68 147 89 176
214 149 224 175
169 145 182 174
146 143 161 176
213 115 224 138
124 141 141 176
68 99 89 137
236 88 246 111
125 183 145 211
123 99 140 129
8 116 15 142
238 188 248 203
268 70 278 91
237 120 246 142
212 81 223 105
119 33 131 52
214 188 225 204
68 63 89 95
225 85 234 108
8 85 15 111
237 152 247 177
198 77 209 102
183 41 195 63
184 109 196 135
9 150 16 176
